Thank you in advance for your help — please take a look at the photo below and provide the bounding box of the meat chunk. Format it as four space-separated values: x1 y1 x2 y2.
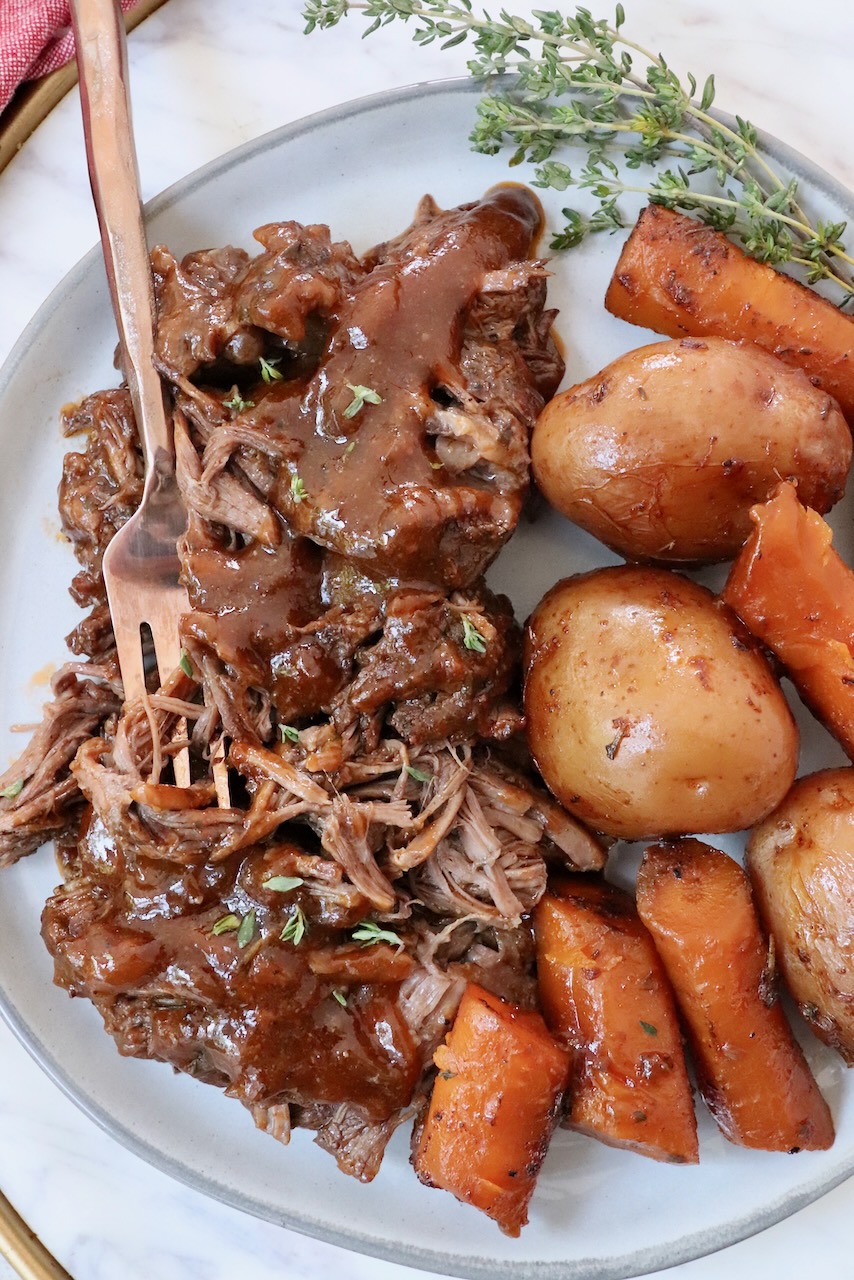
195 187 562 587
59 389 144 607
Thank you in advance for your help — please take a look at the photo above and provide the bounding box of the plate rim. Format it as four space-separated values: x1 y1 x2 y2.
1 74 854 1280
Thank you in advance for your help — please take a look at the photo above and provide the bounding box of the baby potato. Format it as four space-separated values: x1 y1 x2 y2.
748 768 854 1064
531 337 851 563
523 565 798 840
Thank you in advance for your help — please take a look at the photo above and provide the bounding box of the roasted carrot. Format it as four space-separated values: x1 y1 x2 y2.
604 204 854 421
534 877 698 1163
636 839 834 1152
722 481 854 760
414 982 570 1236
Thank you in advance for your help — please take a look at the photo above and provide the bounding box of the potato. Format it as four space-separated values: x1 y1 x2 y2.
748 768 854 1065
523 565 798 840
531 337 851 564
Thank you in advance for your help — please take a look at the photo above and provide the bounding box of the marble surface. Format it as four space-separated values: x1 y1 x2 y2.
1 1 854 1277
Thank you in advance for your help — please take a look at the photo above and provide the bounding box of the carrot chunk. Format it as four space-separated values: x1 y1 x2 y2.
722 481 854 759
534 877 698 1163
636 839 834 1152
414 982 570 1236
604 204 854 421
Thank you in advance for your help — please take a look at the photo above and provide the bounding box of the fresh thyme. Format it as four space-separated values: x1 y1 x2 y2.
461 614 487 653
405 763 433 783
237 908 257 948
352 920 403 947
179 649 193 678
223 388 254 412
332 988 349 1006
259 355 284 383
0 779 24 799
303 0 854 303
212 913 241 936
212 909 257 946
343 383 383 418
281 906 308 945
279 723 301 744
290 473 308 502
263 875 305 892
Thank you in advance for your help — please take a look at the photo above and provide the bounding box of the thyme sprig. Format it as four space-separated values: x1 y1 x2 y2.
303 0 854 303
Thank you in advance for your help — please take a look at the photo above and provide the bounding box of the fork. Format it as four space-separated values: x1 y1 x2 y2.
70 0 192 786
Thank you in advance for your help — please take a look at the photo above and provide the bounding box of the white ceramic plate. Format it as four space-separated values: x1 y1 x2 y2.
1 80 853 1280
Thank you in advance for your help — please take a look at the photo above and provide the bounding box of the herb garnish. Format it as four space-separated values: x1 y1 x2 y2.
264 875 305 893
343 383 383 418
304 1 854 303
179 649 193 678
212 913 241 936
332 988 348 1007
405 764 433 783
237 908 257 948
0 779 24 799
640 1019 658 1036
223 389 254 412
281 906 308 945
259 355 284 383
461 614 487 653
279 723 300 744
290 473 308 502
352 920 403 947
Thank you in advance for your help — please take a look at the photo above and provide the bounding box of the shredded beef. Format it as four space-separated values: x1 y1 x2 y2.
5 188 596 1181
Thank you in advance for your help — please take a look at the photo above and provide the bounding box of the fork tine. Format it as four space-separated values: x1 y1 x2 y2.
104 573 147 707
148 619 182 699
148 624 191 789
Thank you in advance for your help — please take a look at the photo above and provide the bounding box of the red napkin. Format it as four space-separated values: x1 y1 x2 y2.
0 0 141 114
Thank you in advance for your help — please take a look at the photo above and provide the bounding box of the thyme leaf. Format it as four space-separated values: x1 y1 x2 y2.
290 473 308 502
343 383 382 418
223 388 254 412
237 908 257 948
405 764 432 783
304 0 854 302
461 614 487 653
279 723 300 743
263 875 305 892
212 913 241 936
352 920 403 948
259 355 284 383
281 906 308 945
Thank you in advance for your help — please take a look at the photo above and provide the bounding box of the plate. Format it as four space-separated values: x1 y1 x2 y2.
1 79 853 1280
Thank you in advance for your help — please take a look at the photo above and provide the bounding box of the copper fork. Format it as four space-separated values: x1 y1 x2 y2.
70 0 191 785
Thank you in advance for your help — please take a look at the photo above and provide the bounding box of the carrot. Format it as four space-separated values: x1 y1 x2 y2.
534 878 698 1163
414 982 570 1236
604 204 854 422
636 839 834 1152
722 481 854 760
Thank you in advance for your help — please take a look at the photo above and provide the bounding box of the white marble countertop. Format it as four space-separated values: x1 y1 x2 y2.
1 1 854 1277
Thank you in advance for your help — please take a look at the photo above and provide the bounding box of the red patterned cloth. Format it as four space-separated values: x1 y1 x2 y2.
0 0 142 114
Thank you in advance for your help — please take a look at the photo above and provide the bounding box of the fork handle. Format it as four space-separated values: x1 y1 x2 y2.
70 0 173 472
